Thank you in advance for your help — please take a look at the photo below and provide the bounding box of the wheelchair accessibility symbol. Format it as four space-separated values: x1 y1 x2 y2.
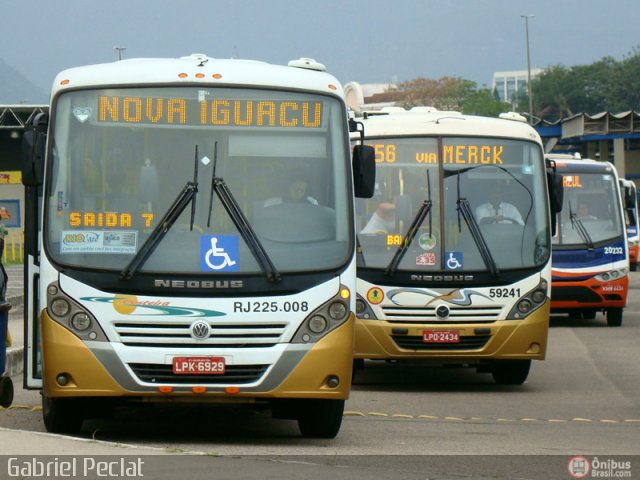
200 235 239 272
445 251 463 270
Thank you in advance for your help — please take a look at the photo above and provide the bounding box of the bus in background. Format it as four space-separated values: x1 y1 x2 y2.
548 154 628 326
352 108 560 385
21 54 374 438
619 178 639 271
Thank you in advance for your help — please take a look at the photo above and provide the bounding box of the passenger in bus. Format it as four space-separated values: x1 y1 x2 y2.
264 178 318 207
577 202 598 221
475 188 524 225
360 202 396 234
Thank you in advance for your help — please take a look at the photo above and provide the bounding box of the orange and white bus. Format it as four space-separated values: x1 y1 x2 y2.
548 155 628 326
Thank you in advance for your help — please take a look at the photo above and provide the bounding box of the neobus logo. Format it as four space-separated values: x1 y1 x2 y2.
410 274 474 282
154 279 244 289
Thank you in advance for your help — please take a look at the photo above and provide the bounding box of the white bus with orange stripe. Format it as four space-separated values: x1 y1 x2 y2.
21 54 374 437
548 155 628 326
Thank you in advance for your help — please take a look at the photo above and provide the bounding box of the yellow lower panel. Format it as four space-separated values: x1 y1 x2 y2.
42 314 126 397
354 301 549 361
42 312 354 400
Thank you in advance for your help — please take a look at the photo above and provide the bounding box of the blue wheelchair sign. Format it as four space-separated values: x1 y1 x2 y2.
200 235 239 272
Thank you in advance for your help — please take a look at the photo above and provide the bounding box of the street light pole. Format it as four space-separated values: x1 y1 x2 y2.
521 14 534 124
114 46 126 61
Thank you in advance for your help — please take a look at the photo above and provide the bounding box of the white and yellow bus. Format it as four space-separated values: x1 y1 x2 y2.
21 54 374 437
353 108 560 385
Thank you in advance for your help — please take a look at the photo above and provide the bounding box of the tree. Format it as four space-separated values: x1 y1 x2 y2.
462 89 512 117
392 76 509 117
393 76 476 110
532 48 640 119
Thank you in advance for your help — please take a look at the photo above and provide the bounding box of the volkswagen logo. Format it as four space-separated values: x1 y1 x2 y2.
191 321 210 339
435 305 450 319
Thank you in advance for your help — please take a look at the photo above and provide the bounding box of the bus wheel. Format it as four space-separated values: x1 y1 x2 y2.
631 262 637 272
42 396 85 434
490 360 531 385
582 310 597 320
297 399 345 438
606 308 623 327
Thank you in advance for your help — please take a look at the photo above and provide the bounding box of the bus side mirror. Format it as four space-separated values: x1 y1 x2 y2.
352 144 376 198
547 171 564 236
625 189 635 210
21 112 48 187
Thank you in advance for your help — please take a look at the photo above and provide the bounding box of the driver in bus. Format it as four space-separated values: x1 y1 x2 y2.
475 188 524 226
264 177 318 207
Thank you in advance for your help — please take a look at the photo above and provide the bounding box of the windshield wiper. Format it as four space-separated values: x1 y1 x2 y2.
206 142 280 283
454 173 499 277
569 203 594 250
120 146 200 280
385 170 433 275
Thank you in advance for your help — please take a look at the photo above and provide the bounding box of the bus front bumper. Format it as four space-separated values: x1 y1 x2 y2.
353 301 549 362
550 276 627 312
41 312 354 401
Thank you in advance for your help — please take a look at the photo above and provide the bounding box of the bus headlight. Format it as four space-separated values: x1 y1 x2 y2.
517 299 533 314
51 299 71 317
354 293 379 320
308 315 328 333
506 280 548 320
71 312 92 332
328 301 347 320
595 268 628 282
47 281 107 342
291 285 352 343
531 289 546 304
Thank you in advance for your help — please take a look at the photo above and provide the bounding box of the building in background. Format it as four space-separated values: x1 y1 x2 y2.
492 69 542 108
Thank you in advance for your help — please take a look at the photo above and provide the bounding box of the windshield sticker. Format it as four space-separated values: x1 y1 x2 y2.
61 230 137 254
201 235 239 272
366 287 384 305
416 252 436 266
418 232 437 250
81 295 226 317
445 251 463 270
72 106 92 123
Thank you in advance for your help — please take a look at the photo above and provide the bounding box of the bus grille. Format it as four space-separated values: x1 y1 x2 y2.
382 306 502 323
551 286 602 303
392 335 491 350
128 363 269 384
112 320 287 347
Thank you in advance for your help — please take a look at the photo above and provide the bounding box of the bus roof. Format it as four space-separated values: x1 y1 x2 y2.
51 54 344 98
351 108 542 143
546 155 619 175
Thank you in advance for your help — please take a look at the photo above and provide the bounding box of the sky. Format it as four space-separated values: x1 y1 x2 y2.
2 0 640 95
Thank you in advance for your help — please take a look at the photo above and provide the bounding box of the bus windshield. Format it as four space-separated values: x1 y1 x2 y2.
554 171 624 247
45 87 351 274
356 137 549 272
